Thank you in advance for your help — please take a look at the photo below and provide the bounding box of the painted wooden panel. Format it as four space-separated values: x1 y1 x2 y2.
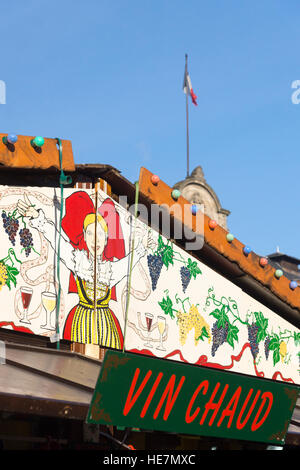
0 185 299 385
87 350 299 445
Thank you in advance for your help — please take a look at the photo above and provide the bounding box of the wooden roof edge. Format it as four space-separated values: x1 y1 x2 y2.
138 166 300 316
0 134 75 172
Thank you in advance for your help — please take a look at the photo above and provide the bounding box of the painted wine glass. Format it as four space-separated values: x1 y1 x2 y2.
20 286 33 324
144 312 154 348
156 315 166 351
40 291 57 330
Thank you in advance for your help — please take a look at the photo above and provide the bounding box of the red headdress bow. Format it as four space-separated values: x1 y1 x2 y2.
61 191 125 297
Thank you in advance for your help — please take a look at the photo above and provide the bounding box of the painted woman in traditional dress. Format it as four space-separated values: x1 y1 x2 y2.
17 191 150 349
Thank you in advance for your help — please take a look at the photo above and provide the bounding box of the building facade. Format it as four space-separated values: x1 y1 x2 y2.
0 135 299 451
173 165 230 230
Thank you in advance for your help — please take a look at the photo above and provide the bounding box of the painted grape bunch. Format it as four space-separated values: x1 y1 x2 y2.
180 259 202 293
206 289 300 367
147 254 164 291
147 235 202 292
264 336 271 360
211 320 229 356
158 285 300 373
147 235 174 291
180 266 191 293
2 210 34 257
19 228 34 257
2 211 19 246
247 323 259 359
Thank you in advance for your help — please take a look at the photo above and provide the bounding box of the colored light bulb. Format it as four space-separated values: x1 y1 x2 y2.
290 281 298 290
226 233 234 242
243 246 251 255
208 220 217 230
275 269 283 279
171 189 181 200
32 136 44 148
7 134 18 144
191 204 198 215
151 174 160 185
259 257 268 267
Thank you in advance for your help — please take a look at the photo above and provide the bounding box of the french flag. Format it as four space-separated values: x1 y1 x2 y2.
183 57 198 106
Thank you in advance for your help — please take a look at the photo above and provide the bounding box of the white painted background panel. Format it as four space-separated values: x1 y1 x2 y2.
0 185 298 385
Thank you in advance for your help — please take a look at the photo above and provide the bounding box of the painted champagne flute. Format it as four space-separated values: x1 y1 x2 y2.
40 292 57 330
156 316 166 351
20 286 33 324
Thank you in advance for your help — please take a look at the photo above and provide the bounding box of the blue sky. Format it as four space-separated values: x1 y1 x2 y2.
1 0 300 259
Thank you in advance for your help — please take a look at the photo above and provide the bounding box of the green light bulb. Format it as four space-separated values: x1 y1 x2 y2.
32 136 44 147
171 189 181 200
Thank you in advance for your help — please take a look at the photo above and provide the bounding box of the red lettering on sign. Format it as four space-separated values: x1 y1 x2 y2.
236 389 261 430
251 391 273 431
217 386 242 428
199 383 229 426
140 372 163 418
123 368 152 417
185 380 209 424
153 374 185 421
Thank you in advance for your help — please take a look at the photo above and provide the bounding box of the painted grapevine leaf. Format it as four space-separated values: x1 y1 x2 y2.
186 258 202 279
257 329 266 343
209 305 230 328
216 305 230 329
273 349 281 366
209 308 221 320
156 236 174 268
196 326 210 342
161 245 174 268
7 266 19 276
254 311 268 343
6 264 18 288
294 332 300 346
158 295 175 319
268 336 280 351
157 235 164 253
226 323 239 348
10 275 16 288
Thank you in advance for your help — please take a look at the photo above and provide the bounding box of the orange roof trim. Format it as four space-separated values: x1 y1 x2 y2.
0 134 75 172
138 167 300 313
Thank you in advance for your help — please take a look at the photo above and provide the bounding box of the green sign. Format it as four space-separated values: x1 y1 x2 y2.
87 350 299 445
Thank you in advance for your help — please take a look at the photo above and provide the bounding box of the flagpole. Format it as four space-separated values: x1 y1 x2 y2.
185 54 190 178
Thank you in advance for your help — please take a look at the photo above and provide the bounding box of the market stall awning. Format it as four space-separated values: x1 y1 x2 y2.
0 341 101 420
